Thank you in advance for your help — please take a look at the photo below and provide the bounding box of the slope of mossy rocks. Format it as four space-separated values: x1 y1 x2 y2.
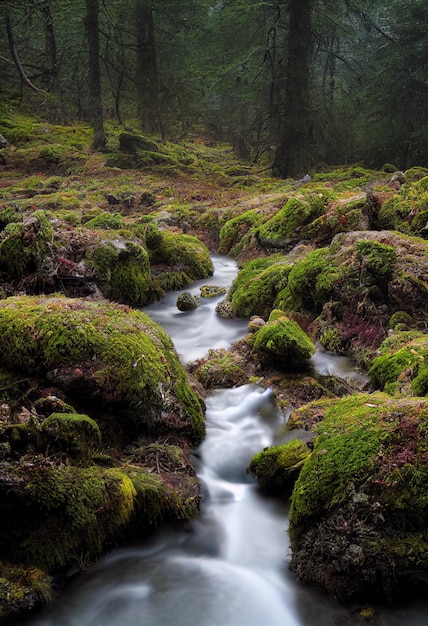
288 393 428 602
221 230 427 370
0 294 204 621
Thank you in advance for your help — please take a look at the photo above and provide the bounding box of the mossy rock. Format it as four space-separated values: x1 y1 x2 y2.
89 239 162 307
0 210 53 281
149 231 213 288
0 296 205 445
289 392 428 601
191 348 249 389
1 463 172 573
83 211 123 230
228 255 292 319
247 439 311 496
368 331 428 396
257 197 326 249
250 315 315 367
41 413 102 464
0 561 52 623
218 209 263 255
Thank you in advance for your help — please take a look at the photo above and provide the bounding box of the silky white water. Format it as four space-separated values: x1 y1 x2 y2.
21 256 428 626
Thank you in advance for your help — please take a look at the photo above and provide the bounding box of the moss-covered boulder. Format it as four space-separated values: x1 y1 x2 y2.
0 295 205 445
249 311 315 367
0 561 52 623
0 461 174 573
0 210 54 282
247 439 311 495
369 331 428 397
218 208 263 255
149 231 213 291
227 256 292 319
40 412 102 464
289 393 428 602
257 194 331 250
88 238 162 307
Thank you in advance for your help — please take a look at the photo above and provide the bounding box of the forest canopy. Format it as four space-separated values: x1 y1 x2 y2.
0 0 427 176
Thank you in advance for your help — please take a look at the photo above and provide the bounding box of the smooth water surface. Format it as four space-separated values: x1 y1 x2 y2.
22 256 428 626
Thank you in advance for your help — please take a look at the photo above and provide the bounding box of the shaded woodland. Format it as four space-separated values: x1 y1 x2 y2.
1 0 427 175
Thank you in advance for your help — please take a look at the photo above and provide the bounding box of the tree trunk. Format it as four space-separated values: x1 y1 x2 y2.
84 0 106 152
41 1 58 92
273 0 314 178
135 0 164 138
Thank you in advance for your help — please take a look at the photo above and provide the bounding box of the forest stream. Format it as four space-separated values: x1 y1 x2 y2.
20 256 428 626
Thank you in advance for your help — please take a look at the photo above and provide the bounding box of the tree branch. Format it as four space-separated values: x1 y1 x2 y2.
6 13 40 92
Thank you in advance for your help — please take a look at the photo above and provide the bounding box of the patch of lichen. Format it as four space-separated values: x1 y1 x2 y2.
368 331 428 396
0 296 205 445
247 439 311 496
0 561 52 622
249 313 315 367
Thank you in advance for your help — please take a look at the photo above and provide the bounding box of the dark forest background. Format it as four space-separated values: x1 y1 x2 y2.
1 0 427 176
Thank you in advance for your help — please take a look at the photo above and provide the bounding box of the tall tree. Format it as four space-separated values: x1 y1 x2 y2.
135 0 164 137
84 0 106 151
273 0 315 178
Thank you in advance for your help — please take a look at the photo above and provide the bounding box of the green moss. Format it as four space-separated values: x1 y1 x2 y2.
84 212 123 230
369 332 428 396
0 205 22 229
0 296 205 445
389 310 412 329
319 328 343 353
248 439 311 495
0 561 52 621
149 232 213 283
41 413 101 464
356 240 397 278
228 255 291 318
250 316 315 366
192 349 248 389
286 247 339 312
218 209 262 255
404 167 428 183
89 240 162 307
258 197 326 248
0 210 54 281
290 394 428 531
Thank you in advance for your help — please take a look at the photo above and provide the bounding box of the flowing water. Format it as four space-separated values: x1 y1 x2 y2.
22 256 428 626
